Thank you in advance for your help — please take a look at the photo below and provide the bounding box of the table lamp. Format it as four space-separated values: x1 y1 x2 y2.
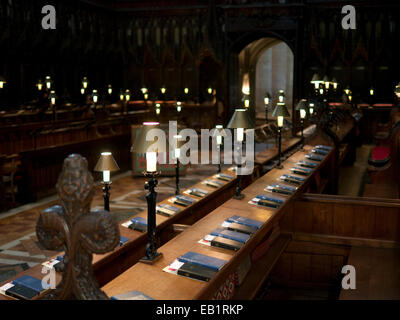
49 91 57 106
309 102 315 116
108 85 112 95
81 88 85 95
119 90 124 101
278 90 285 103
227 109 254 200
323 75 331 90
125 89 131 102
156 103 161 115
92 89 99 104
177 101 182 113
0 76 6 89
160 86 166 95
272 102 290 169
131 122 168 263
264 92 271 122
82 77 89 89
36 79 43 91
311 73 323 90
296 99 308 151
208 87 213 95
94 152 120 211
394 83 400 98
242 94 250 109
332 78 338 90
213 125 224 173
45 76 52 90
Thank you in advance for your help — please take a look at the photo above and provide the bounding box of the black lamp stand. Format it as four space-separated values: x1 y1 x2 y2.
217 144 222 173
300 119 305 152
233 144 244 200
277 128 283 169
102 182 111 211
140 171 162 264
175 159 180 195
265 104 269 123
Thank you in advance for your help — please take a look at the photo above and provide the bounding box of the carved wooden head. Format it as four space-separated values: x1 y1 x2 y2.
36 154 120 300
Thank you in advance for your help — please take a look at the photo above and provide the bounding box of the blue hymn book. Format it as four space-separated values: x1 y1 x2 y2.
210 228 251 243
226 215 263 229
177 252 227 271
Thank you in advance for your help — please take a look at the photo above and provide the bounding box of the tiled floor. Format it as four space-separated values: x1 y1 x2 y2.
0 163 221 283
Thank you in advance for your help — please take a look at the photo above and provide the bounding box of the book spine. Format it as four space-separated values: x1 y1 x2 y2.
156 209 172 217
211 240 239 252
177 269 211 282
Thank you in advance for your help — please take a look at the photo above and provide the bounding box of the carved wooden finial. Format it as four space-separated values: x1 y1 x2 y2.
36 154 120 300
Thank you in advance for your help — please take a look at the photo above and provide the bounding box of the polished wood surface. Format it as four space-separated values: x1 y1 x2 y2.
102 145 334 299
286 193 400 243
340 246 400 300
0 134 305 300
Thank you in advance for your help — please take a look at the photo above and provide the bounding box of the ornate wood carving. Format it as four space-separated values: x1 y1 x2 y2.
36 154 120 300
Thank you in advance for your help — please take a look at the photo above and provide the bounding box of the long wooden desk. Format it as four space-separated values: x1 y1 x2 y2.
102 145 334 300
0 135 305 300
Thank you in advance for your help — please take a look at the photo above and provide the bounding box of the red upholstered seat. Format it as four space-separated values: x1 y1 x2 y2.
368 146 391 167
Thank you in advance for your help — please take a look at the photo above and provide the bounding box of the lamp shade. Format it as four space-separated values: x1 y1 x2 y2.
131 122 168 153
395 83 400 97
332 78 338 88
227 109 254 129
296 99 308 111
49 91 57 100
311 73 322 83
0 75 6 85
272 102 290 118
82 77 89 88
264 92 271 104
94 152 120 172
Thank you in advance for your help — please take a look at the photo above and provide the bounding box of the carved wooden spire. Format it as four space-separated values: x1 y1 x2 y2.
36 154 120 300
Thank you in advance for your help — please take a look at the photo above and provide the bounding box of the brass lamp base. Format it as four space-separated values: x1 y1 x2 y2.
233 193 245 200
140 252 163 264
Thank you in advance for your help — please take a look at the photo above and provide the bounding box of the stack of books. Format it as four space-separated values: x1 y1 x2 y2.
314 145 332 154
163 252 227 282
220 220 258 235
184 188 209 198
169 195 196 207
226 215 263 229
110 290 154 300
156 203 181 217
280 174 305 185
305 153 324 162
290 166 312 176
249 194 284 208
215 173 234 181
265 183 297 195
0 275 47 300
119 236 130 246
121 216 147 232
297 160 318 169
202 179 224 188
312 148 329 156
